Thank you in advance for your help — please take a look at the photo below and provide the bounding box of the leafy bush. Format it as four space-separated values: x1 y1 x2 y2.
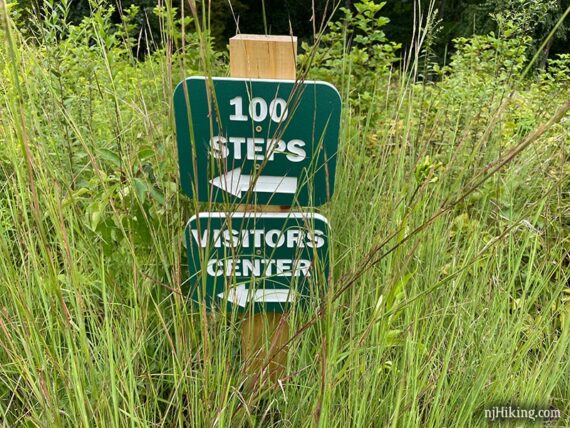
299 0 400 110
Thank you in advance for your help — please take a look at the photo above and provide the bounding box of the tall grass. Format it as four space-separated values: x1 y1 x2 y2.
0 1 568 426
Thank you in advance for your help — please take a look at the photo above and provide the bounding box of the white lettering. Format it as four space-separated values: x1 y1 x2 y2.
269 98 288 122
306 230 325 249
207 259 223 276
286 139 306 162
287 229 302 248
229 96 248 121
275 259 292 276
213 229 223 248
252 229 264 248
240 229 250 248
246 138 266 160
222 229 239 247
249 97 268 122
266 139 286 161
263 259 276 276
210 136 228 159
191 229 208 247
228 137 246 160
295 259 312 277
219 136 307 163
207 258 313 277
242 259 261 276
265 229 285 248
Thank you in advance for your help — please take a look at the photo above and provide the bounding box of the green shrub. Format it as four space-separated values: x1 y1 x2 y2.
299 0 400 110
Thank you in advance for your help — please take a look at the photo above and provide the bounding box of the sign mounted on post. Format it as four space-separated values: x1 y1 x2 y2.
174 77 341 206
185 212 330 312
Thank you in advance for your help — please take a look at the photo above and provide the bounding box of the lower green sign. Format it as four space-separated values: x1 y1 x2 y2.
185 212 330 312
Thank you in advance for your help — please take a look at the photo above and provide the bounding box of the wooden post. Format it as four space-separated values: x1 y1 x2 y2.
230 35 297 80
229 34 297 388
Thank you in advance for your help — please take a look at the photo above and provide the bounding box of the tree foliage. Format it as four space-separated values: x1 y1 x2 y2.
12 0 570 64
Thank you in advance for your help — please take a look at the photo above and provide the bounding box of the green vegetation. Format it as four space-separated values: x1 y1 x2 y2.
13 0 570 60
0 1 569 426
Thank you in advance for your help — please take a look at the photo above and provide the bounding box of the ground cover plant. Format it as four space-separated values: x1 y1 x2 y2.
0 1 569 426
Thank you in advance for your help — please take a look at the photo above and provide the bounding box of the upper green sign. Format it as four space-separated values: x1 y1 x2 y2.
174 77 341 206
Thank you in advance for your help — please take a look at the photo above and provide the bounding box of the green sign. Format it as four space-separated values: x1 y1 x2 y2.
174 77 341 206
185 212 330 312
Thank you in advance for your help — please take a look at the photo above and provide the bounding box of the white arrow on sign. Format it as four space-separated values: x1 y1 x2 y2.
218 284 295 307
210 167 297 198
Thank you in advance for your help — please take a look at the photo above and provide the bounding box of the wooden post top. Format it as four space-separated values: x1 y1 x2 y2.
229 34 297 80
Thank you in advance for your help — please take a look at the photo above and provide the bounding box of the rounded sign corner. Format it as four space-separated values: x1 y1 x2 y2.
173 76 206 98
316 80 341 99
185 215 198 229
311 212 331 227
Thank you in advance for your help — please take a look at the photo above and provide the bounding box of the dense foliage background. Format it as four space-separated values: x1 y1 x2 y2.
14 0 570 60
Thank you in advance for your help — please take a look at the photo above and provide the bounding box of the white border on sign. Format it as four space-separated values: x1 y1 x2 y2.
185 212 330 230
173 76 341 102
